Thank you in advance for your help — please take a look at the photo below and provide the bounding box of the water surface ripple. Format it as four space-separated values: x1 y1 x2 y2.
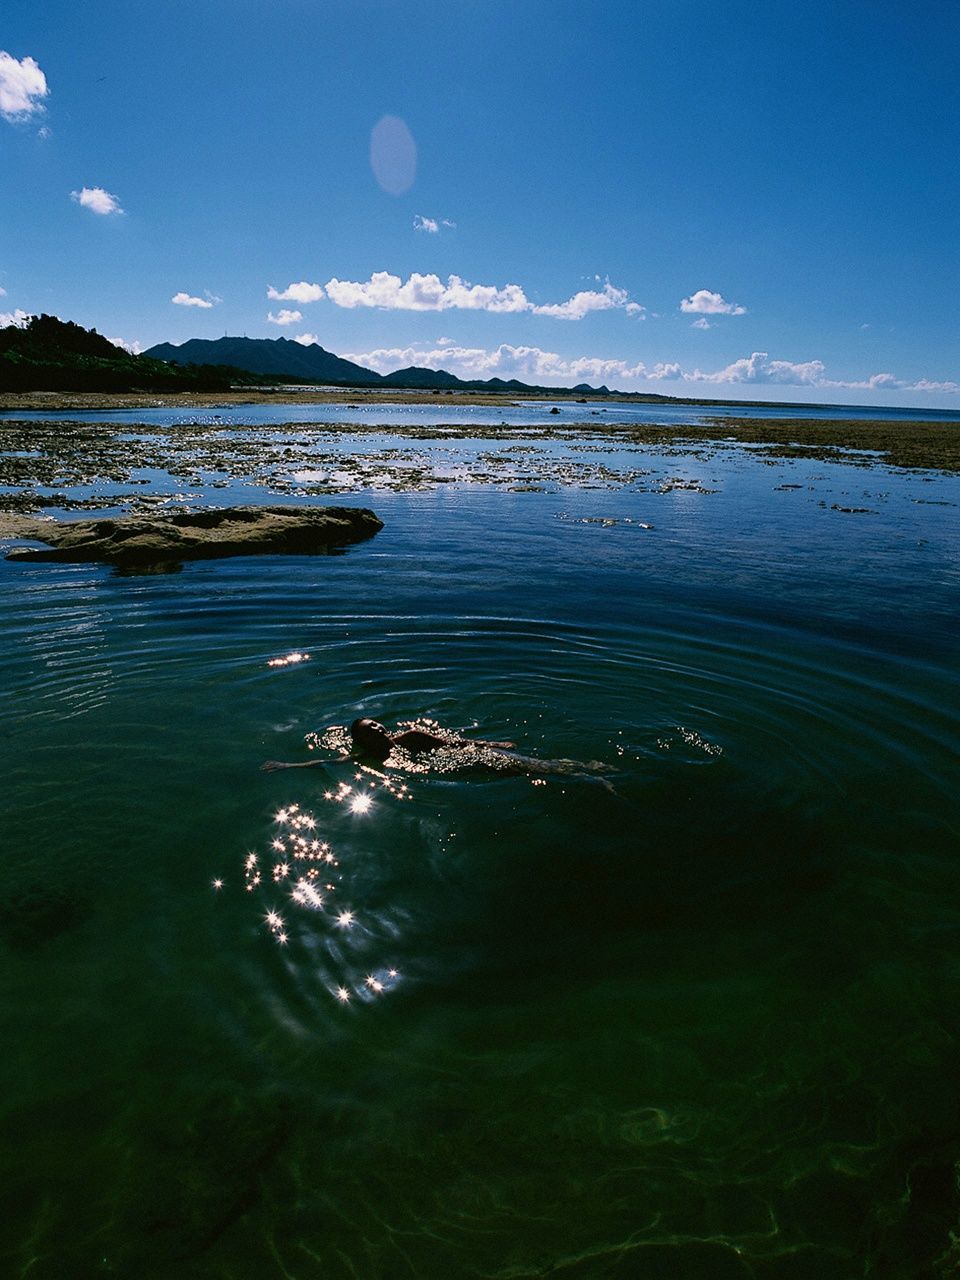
0 434 958 1278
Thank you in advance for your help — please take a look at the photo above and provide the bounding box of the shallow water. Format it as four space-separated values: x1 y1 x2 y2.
4 396 960 429
1 425 959 1278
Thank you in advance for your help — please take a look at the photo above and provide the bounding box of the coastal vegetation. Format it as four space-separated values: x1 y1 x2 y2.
0 314 258 393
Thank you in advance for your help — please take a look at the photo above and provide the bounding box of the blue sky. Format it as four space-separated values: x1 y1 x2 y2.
2 0 958 405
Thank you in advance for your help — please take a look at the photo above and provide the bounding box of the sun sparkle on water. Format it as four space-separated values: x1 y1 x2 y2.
231 783 406 1005
267 651 310 668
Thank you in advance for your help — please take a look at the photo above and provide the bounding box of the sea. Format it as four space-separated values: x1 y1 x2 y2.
0 401 958 1278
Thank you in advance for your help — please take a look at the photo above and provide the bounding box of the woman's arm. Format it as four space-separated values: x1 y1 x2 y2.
260 759 331 772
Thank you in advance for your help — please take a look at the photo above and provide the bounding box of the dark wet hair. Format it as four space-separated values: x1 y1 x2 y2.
349 718 392 759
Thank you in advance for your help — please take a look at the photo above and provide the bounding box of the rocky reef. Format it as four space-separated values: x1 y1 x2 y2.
1 504 383 569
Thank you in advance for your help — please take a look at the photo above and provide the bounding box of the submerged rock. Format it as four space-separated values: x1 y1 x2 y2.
2 504 383 568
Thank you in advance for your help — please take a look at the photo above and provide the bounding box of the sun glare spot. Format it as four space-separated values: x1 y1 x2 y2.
291 879 324 909
212 878 224 890
268 652 310 668
350 793 372 815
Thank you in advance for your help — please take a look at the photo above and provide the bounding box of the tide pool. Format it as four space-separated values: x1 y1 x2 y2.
0 424 958 1278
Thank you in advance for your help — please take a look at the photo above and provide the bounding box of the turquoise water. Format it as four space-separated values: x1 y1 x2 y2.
1 427 959 1277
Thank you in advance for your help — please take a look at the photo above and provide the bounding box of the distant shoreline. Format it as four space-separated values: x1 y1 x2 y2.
2 387 960 418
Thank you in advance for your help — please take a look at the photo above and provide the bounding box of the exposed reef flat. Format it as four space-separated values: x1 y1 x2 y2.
702 416 960 473
1 504 383 567
0 416 956 522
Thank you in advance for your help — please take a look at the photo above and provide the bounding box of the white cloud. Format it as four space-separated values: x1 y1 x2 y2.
0 286 5 297
172 291 214 308
344 341 648 384
650 362 683 380
681 352 960 395
686 351 825 385
680 289 746 316
268 309 303 326
325 271 530 313
108 336 144 354
831 372 960 395
413 215 456 233
72 186 123 216
0 51 48 121
267 281 324 303
322 270 641 319
533 282 644 321
691 317 711 330
294 333 320 346
909 379 960 394
338 341 960 397
0 309 29 328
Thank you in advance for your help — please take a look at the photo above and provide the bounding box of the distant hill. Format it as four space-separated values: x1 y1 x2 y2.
144 334 646 398
145 336 383 385
380 365 463 389
0 319 644 397
0 314 246 392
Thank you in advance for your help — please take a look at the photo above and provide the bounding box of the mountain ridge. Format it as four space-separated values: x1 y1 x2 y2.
144 334 623 397
145 336 382 386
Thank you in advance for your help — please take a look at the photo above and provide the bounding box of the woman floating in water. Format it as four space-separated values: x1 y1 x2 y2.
348 717 515 760
263 717 611 784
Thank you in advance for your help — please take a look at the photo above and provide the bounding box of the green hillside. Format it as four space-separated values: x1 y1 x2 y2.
0 315 246 392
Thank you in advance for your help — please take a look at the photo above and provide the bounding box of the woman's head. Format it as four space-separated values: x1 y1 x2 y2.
349 718 392 759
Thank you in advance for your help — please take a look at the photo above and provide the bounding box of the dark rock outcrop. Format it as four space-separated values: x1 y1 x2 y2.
3 505 383 568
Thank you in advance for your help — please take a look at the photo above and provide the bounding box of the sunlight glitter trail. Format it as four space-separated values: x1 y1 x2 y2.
237 795 404 1005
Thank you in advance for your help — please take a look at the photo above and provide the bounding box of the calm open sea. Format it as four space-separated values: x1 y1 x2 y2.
1 417 958 1278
